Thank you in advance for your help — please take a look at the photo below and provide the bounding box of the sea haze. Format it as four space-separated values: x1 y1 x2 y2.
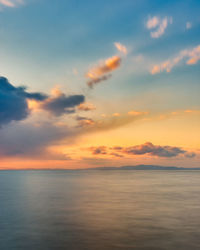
1 170 200 250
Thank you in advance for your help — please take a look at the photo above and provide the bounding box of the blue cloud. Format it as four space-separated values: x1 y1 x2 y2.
0 77 47 126
42 94 85 116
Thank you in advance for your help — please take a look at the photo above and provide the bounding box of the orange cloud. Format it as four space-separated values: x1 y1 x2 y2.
128 110 148 116
51 85 63 97
184 109 200 114
76 116 95 127
27 99 41 111
86 43 128 88
187 57 199 65
86 55 122 88
78 102 96 111
112 113 120 117
80 119 95 126
87 56 121 79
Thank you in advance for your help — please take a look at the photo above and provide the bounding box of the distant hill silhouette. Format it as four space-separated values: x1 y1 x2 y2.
87 165 200 170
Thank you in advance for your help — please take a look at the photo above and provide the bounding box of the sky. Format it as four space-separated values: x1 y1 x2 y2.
0 0 200 169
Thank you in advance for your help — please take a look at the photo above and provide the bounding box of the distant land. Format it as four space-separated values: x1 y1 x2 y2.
1 165 200 171
86 165 200 171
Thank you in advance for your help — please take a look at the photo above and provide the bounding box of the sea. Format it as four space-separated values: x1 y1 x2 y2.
0 170 200 250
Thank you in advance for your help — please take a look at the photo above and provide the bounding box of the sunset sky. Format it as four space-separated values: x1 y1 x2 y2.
0 0 200 169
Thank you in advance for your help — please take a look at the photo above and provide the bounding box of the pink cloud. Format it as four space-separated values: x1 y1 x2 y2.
146 16 173 38
0 0 23 7
151 45 200 74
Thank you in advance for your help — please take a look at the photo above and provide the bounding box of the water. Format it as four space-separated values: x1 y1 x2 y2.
0 170 200 250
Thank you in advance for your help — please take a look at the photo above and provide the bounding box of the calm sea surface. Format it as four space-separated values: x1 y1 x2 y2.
0 170 200 250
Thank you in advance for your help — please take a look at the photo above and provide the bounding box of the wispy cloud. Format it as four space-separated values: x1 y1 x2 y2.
89 146 107 155
76 116 95 127
0 118 76 159
114 42 127 55
77 110 148 132
146 16 172 38
186 22 192 30
86 43 127 88
86 56 121 88
0 0 23 8
78 102 96 111
151 44 200 74
87 74 112 88
87 56 121 79
128 110 148 116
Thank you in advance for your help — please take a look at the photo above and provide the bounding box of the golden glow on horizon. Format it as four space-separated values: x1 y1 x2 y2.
1 107 199 170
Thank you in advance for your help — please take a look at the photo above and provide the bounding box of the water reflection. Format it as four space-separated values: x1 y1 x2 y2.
0 170 200 249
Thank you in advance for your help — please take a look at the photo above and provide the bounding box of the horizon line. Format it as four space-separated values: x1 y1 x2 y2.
0 164 200 171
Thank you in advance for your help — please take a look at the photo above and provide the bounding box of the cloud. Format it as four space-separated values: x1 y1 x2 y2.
186 22 192 30
0 77 47 126
146 16 160 29
41 93 85 116
78 102 96 111
87 56 121 79
86 56 121 88
110 152 124 158
112 113 120 117
86 43 128 88
0 77 88 159
128 110 148 116
146 16 172 38
89 146 107 155
80 111 148 132
76 116 95 127
0 76 86 128
151 44 200 74
184 152 196 158
87 74 112 88
121 142 187 157
114 42 127 55
184 109 200 114
88 146 124 158
87 142 196 159
75 111 149 138
0 119 74 158
0 0 23 8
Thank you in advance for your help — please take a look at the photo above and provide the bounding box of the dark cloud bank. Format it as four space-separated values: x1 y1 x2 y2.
0 77 47 126
90 142 196 158
0 121 68 157
0 76 85 158
0 76 85 126
42 94 85 116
